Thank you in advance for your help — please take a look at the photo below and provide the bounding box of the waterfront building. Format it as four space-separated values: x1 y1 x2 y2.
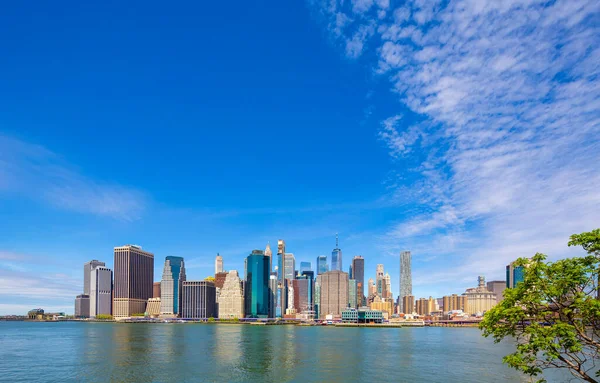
442 294 467 313
316 255 328 275
90 266 112 317
146 298 161 317
84 260 105 295
284 253 296 280
160 256 186 316
300 261 312 273
465 276 497 315
314 277 321 319
218 270 245 319
399 250 412 314
348 279 357 308
181 281 217 319
331 234 342 271
486 280 506 304
269 274 277 318
415 298 430 316
402 295 415 315
153 282 161 298
215 253 223 275
370 296 393 316
75 294 90 318
318 270 349 319
113 245 154 318
351 256 365 306
245 250 270 318
506 261 525 288
265 242 273 273
341 307 384 323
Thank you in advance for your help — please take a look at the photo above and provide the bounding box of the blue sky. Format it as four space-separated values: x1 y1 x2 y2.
1 0 598 314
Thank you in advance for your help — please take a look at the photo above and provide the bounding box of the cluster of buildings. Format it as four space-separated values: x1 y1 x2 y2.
72 239 527 322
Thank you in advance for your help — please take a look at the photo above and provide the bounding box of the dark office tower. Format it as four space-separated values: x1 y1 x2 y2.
153 282 161 298
160 256 186 316
317 255 328 275
352 256 365 307
245 250 270 318
331 234 343 271
180 281 216 319
74 294 90 318
113 245 154 318
299 270 315 314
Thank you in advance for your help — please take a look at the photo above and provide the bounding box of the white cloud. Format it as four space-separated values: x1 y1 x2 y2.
0 135 146 220
310 0 600 294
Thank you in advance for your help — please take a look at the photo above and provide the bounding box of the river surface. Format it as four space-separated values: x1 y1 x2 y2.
0 321 575 382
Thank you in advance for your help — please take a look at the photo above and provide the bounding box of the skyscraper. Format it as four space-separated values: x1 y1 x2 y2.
113 245 154 318
160 256 186 316
180 281 216 319
245 250 270 318
277 239 286 256
265 242 273 273
84 260 105 296
218 270 245 319
506 261 525 288
399 250 412 314
376 264 384 296
89 265 112 317
368 278 376 297
348 279 357 308
215 253 223 275
331 234 342 271
384 273 392 299
276 242 287 318
300 261 312 273
351 256 365 306
317 255 328 275
487 280 506 304
319 270 349 318
284 253 296 280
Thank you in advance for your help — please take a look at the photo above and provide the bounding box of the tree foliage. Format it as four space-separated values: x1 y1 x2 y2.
95 314 113 320
480 229 600 383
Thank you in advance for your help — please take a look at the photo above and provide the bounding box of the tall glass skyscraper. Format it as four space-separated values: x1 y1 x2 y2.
399 251 412 314
331 234 342 271
317 255 328 275
245 250 270 318
284 253 296 280
160 256 186 316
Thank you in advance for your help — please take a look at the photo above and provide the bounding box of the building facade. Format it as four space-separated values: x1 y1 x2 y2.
399 250 412 314
370 296 394 316
300 261 312 273
486 280 506 304
318 270 349 319
465 276 497 315
146 298 161 317
245 250 270 318
402 295 415 315
75 294 90 318
181 281 217 319
284 253 296 280
348 279 357 308
160 256 186 316
113 245 154 318
442 294 468 313
218 270 245 319
265 243 273 273
90 266 112 317
153 282 161 298
84 260 105 296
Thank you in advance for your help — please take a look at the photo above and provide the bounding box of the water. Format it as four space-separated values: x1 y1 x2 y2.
0 322 572 382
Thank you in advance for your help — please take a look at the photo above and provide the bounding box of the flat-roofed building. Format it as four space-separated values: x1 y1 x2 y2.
181 281 217 319
113 245 154 318
218 270 244 319
318 270 349 319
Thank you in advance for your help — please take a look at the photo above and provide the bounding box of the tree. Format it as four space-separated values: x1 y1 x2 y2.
480 229 600 382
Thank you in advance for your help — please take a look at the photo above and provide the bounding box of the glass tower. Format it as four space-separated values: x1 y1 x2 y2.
245 250 270 318
160 256 186 316
317 255 328 275
300 261 312 273
331 234 342 271
399 251 412 314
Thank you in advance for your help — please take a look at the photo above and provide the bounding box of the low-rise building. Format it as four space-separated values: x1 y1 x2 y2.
341 307 384 323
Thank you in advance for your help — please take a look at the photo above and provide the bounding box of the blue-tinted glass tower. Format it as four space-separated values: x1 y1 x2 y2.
317 255 328 275
245 250 270 318
160 256 186 316
300 261 312 273
331 234 342 271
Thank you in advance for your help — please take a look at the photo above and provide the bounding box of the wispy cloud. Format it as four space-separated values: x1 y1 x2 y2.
309 0 600 291
0 134 146 220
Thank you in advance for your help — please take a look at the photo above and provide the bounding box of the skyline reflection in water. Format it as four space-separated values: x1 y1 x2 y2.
0 322 571 383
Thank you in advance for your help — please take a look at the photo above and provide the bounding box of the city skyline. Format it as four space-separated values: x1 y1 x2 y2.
0 0 597 315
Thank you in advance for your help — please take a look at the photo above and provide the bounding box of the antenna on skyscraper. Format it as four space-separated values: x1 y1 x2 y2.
336 233 339 248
